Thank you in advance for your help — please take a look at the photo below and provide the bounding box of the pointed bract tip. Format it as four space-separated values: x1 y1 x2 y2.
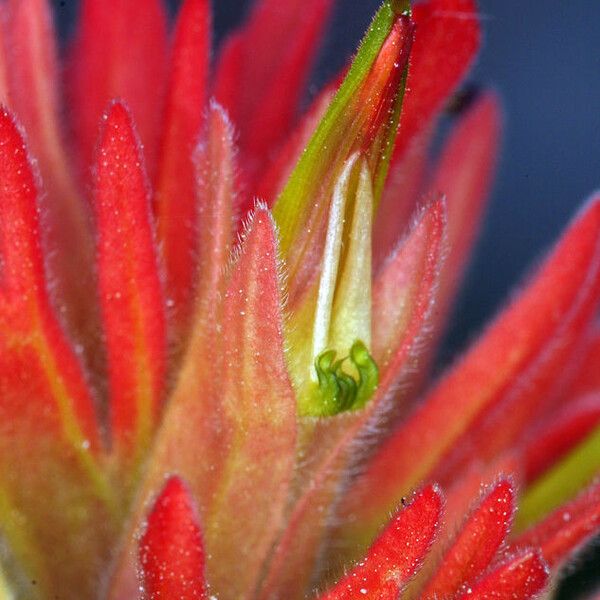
102 99 134 131
240 201 276 240
139 476 207 599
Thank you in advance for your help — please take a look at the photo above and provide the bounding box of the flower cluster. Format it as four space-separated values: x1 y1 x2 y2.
0 0 599 598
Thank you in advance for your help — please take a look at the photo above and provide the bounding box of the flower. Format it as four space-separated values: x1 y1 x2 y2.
0 0 599 598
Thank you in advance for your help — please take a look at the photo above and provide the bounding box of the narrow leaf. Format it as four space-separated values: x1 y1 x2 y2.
155 0 211 334
0 108 117 598
423 479 515 598
200 209 297 598
316 485 442 600
93 102 166 466
139 477 207 600
5 0 96 351
68 0 168 174
455 550 549 600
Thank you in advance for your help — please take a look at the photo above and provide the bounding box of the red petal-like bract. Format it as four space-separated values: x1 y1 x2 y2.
375 0 480 258
199 209 296 598
3 0 96 349
380 90 501 384
108 102 238 600
516 481 600 569
394 0 480 159
381 88 499 288
522 394 600 483
347 198 600 536
155 0 210 334
192 102 238 316
0 17 8 99
4 0 79 209
93 102 166 465
317 485 442 600
214 0 334 188
423 479 515 597
68 0 168 175
372 128 432 269
442 455 520 536
109 207 296 600
563 324 600 398
428 91 502 319
456 550 549 599
0 108 114 596
372 197 446 401
139 477 207 600
254 83 336 206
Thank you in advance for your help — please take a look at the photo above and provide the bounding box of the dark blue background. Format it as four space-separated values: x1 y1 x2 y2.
53 1 600 597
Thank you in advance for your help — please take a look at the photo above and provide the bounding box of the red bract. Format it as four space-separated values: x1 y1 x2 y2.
139 476 207 599
454 550 549 600
318 485 442 599
68 0 168 175
0 0 598 599
214 0 335 194
156 0 210 335
93 102 167 467
422 479 515 598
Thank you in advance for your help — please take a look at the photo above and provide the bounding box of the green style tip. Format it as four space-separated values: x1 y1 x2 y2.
300 340 379 418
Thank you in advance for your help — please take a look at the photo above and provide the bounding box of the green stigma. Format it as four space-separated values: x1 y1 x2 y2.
299 340 379 417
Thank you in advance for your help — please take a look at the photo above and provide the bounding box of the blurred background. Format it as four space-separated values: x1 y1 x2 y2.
51 1 600 352
53 0 600 596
